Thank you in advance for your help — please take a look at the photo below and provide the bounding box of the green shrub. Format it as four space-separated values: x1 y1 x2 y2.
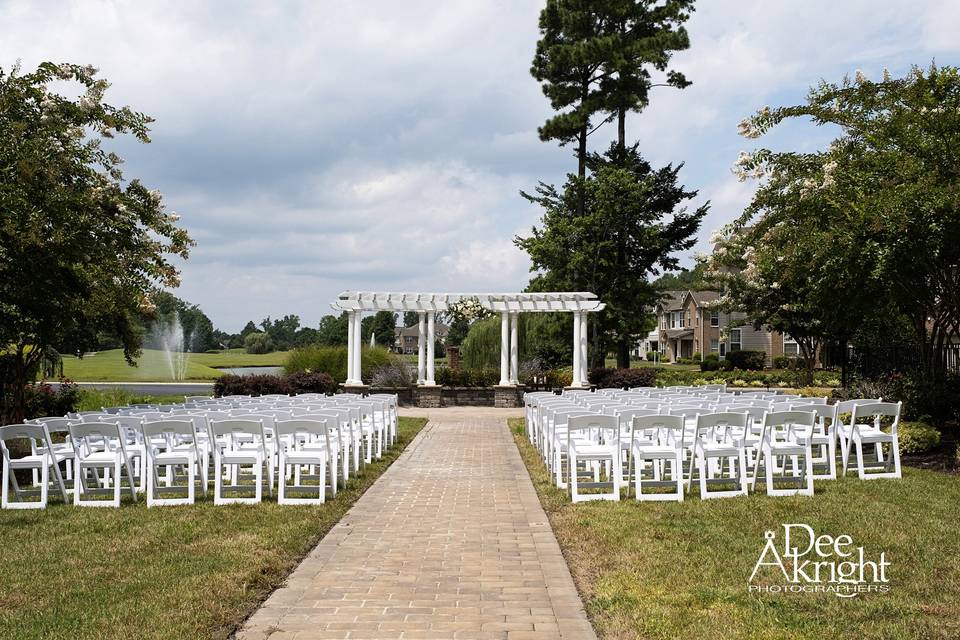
692 352 702 362
700 353 720 372
244 331 274 354
772 355 792 369
732 379 747 387
750 380 765 387
284 345 393 384
645 350 656 361
588 367 656 389
435 367 500 387
725 350 766 370
898 420 941 454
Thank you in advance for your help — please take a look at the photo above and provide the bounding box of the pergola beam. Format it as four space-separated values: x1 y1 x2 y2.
333 291 602 390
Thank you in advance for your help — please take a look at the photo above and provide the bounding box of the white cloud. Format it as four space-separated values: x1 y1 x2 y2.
2 0 956 329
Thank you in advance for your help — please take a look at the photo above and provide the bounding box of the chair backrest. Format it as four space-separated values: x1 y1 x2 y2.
791 396 828 405
274 418 329 440
567 414 618 440
632 414 685 447
0 424 51 454
791 403 837 422
33 417 73 433
851 401 902 432
209 419 268 444
141 419 197 439
696 412 748 431
760 410 815 443
835 398 882 418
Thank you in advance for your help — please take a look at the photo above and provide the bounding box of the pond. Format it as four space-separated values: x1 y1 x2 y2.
217 366 284 376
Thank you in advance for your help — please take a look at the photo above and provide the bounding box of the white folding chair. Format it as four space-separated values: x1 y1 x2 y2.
846 401 902 479
630 415 686 502
142 420 203 506
275 419 330 505
751 411 815 497
691 412 749 499
210 419 272 504
0 424 69 509
69 421 138 507
567 414 621 503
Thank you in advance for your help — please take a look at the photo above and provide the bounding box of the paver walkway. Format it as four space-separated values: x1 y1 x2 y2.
238 407 596 640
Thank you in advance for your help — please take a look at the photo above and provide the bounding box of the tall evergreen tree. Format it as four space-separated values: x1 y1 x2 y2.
531 0 694 179
518 144 707 367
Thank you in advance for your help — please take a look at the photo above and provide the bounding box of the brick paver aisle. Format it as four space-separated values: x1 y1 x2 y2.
238 408 596 640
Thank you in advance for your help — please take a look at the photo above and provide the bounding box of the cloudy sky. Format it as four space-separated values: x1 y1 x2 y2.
3 1 959 331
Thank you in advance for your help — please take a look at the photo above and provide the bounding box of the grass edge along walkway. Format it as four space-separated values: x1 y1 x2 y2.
508 418 960 640
0 417 428 640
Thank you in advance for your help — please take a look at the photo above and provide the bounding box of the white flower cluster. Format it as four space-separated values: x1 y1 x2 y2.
737 106 773 139
448 296 489 321
855 69 868 85
733 150 766 182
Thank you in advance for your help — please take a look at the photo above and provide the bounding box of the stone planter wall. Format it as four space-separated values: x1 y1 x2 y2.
356 385 526 407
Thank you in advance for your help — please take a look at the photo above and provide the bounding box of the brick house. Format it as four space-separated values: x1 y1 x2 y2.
650 289 796 365
393 322 449 354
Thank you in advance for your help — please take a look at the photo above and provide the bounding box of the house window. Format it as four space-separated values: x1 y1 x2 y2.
678 312 684 328
719 342 726 356
710 311 719 327
710 339 719 353
784 334 799 356
686 313 691 327
730 328 742 352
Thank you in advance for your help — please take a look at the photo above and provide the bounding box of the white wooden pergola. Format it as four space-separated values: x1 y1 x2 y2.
331 292 605 388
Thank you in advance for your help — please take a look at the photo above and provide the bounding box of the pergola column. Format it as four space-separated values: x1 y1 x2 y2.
571 311 584 388
416 311 426 384
499 312 510 386
509 312 519 384
580 311 589 385
346 310 356 384
353 310 363 384
425 311 436 385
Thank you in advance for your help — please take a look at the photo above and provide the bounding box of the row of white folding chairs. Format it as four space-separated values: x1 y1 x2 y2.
524 388 902 503
1 393 399 509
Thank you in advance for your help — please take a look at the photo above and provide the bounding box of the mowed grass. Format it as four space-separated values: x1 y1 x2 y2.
509 419 960 640
60 349 292 381
0 417 428 640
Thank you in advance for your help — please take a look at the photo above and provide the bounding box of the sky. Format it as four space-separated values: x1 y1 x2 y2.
3 0 959 332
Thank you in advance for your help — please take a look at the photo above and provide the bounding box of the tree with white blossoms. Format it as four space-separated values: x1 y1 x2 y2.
708 63 960 396
0 62 193 421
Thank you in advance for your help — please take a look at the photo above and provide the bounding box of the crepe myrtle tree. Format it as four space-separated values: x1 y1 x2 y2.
724 63 960 385
0 62 193 420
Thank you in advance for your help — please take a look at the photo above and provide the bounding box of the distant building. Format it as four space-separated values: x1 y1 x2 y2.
645 289 794 365
393 322 449 354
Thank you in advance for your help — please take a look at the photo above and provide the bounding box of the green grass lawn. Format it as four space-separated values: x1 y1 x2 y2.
59 349 292 382
0 417 427 640
509 418 960 640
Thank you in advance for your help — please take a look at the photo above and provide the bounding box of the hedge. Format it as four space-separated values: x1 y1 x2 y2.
284 345 393 384
589 367 657 389
724 350 766 370
213 371 336 397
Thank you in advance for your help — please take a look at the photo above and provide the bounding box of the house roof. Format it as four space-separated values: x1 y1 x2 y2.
663 329 693 339
395 323 449 339
687 290 720 307
655 290 686 312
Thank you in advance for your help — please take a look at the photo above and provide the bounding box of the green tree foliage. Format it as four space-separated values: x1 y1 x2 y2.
0 62 192 420
243 331 274 354
531 0 694 179
145 291 216 353
239 321 258 338
713 64 960 394
402 311 420 328
653 263 710 291
260 314 300 350
316 313 349 346
445 316 470 347
370 311 397 348
518 143 707 367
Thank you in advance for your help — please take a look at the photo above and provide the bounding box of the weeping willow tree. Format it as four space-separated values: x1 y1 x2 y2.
460 314 572 370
